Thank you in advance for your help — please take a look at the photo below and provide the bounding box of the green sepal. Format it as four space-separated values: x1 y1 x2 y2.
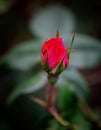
67 49 71 58
48 74 58 85
43 54 49 71
41 50 52 73
51 57 64 75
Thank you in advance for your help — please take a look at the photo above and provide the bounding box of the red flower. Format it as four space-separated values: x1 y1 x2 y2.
41 36 69 75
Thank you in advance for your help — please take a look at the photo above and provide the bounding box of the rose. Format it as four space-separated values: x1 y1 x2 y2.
41 36 69 75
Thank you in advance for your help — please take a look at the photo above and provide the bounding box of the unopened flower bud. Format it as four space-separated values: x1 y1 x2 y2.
41 31 69 75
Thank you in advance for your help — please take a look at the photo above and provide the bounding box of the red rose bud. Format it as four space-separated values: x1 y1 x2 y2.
41 30 69 75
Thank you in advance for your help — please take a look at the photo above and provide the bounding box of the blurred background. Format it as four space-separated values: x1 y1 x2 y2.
0 0 101 130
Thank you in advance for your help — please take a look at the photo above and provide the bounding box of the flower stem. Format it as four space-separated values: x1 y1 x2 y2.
29 96 47 107
48 107 70 126
46 84 57 108
29 96 70 127
29 74 71 127
46 74 71 127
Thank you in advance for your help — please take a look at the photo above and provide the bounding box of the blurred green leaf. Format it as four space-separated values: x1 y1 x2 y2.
65 34 101 68
58 84 76 108
61 68 89 101
47 119 65 130
57 76 75 106
29 5 75 39
57 82 77 118
7 71 47 104
1 40 42 70
0 0 11 13
71 111 91 130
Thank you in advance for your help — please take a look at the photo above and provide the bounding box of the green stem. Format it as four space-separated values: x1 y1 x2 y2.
29 96 47 107
48 107 70 127
29 96 71 127
29 74 71 127
46 84 57 108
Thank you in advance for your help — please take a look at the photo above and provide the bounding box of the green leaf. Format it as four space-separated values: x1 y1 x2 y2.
61 68 89 101
29 5 75 39
0 0 10 13
57 83 77 119
1 39 42 70
65 33 101 68
7 71 47 104
47 119 65 130
56 75 77 118
71 111 91 130
58 84 76 109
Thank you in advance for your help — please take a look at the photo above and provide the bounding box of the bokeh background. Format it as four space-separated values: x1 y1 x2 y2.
0 0 101 130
